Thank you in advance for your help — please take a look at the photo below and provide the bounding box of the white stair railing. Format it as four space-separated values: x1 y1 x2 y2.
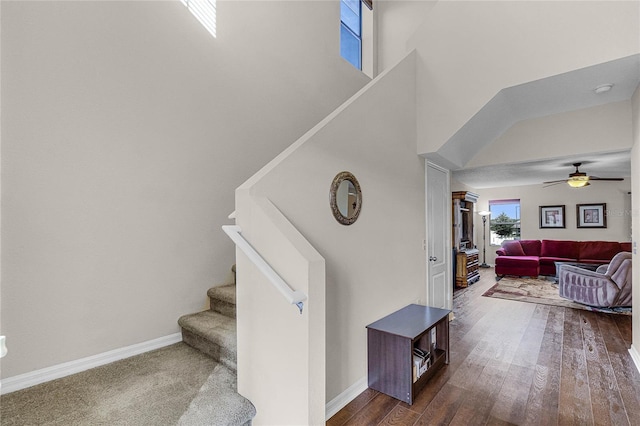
222 224 307 313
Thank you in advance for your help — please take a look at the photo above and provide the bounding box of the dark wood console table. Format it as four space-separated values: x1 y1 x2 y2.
366 304 451 405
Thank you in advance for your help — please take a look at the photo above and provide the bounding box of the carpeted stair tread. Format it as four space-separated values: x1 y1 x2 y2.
208 284 236 318
207 284 236 306
177 364 256 426
178 310 237 353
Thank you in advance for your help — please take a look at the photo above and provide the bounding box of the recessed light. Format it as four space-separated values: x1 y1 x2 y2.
594 84 614 94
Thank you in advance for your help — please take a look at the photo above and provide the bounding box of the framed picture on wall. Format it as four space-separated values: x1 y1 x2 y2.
576 203 607 228
539 205 565 228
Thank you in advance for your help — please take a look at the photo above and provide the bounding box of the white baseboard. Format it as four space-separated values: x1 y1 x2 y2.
629 345 640 374
325 376 368 421
0 333 182 395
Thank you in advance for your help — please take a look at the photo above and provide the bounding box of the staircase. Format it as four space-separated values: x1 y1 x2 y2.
177 265 256 425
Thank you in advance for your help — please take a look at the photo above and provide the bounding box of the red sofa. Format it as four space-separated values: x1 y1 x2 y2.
495 239 632 277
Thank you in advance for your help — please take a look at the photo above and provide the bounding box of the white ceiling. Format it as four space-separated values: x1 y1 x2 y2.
446 54 639 188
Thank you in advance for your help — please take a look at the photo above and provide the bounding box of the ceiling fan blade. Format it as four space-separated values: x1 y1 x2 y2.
543 182 565 188
542 179 568 184
589 176 624 181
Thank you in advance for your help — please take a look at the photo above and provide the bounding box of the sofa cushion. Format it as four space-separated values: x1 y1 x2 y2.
539 256 578 264
520 240 542 256
495 255 539 276
502 240 525 256
541 240 580 259
578 241 621 262
495 255 539 266
539 256 578 276
621 242 632 252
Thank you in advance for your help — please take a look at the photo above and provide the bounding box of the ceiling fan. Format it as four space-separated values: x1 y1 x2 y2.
543 163 624 188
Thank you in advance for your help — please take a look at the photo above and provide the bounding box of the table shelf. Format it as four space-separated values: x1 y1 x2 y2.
366 304 451 405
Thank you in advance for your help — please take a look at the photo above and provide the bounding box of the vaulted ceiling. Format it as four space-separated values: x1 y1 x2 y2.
443 54 640 188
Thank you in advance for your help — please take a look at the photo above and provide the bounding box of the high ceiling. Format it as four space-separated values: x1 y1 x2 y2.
445 54 639 188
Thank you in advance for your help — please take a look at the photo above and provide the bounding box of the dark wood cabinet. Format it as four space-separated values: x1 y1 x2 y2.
452 191 478 251
452 191 480 288
366 304 451 405
456 249 480 287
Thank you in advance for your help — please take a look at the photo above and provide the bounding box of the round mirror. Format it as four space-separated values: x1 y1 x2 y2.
330 171 362 225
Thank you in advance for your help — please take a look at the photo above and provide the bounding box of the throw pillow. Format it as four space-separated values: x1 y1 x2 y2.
503 241 525 256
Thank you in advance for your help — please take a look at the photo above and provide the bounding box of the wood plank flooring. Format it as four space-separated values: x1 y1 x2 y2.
327 268 640 425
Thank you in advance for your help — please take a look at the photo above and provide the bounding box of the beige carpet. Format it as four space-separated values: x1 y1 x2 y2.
483 276 632 315
1 343 217 426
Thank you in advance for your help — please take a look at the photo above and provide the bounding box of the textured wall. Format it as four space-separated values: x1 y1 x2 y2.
238 53 425 404
0 0 368 379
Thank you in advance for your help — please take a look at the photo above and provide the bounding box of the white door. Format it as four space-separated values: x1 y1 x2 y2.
426 162 451 310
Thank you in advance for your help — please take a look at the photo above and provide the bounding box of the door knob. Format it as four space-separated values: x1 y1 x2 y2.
429 256 437 261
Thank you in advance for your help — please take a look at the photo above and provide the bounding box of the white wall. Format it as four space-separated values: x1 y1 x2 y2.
376 0 436 73
0 0 369 379
237 52 424 406
409 1 639 156
631 84 640 367
452 178 632 266
234 196 326 425
468 101 633 168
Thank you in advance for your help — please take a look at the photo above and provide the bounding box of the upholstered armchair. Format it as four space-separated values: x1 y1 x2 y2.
558 251 632 307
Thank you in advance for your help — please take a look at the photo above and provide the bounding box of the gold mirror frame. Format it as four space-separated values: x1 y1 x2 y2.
329 171 362 225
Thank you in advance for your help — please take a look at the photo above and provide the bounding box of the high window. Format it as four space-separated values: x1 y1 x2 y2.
489 199 521 245
182 0 216 38
340 0 362 69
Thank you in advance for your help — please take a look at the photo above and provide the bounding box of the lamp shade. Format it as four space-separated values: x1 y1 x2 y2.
568 177 589 188
478 211 491 217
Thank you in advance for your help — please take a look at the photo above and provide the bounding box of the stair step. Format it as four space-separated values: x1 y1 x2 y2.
177 364 256 426
208 284 236 318
178 310 237 371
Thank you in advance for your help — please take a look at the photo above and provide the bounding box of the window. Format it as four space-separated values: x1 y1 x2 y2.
489 199 521 246
340 0 361 69
182 0 216 38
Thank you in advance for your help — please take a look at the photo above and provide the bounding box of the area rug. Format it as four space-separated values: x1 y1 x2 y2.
483 276 632 315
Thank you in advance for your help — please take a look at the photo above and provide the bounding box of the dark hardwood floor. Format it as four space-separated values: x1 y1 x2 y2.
328 268 640 425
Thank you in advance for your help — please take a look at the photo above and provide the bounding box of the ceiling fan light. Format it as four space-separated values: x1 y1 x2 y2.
568 177 589 188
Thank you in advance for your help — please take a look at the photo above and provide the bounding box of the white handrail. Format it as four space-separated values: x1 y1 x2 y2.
222 225 307 314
